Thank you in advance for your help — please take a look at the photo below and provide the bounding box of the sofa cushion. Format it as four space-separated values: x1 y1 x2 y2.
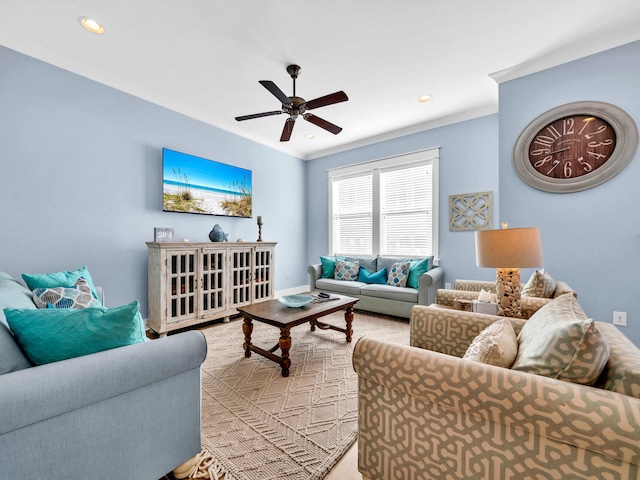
319 256 345 278
345 256 377 273
0 322 32 374
334 260 360 281
512 293 610 385
5 301 146 365
316 278 365 296
463 318 518 368
22 266 102 306
0 272 36 328
595 322 640 398
377 256 410 274
387 261 410 287
360 284 418 303
407 258 431 289
522 269 556 298
358 267 387 285
32 277 100 309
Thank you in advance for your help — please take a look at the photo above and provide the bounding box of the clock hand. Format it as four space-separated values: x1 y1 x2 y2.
549 146 571 154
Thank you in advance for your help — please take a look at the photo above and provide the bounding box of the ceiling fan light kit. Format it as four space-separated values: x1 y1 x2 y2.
235 64 348 142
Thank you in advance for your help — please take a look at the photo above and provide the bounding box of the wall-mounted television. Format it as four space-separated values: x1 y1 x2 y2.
162 148 252 218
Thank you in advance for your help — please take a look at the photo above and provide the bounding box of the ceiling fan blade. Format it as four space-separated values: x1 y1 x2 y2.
235 110 283 121
259 80 292 106
280 118 296 142
304 114 342 135
305 91 348 110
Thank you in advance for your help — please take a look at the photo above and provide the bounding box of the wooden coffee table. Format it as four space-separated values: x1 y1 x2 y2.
237 293 358 377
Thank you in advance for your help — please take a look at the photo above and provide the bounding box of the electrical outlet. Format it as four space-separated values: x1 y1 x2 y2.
445 282 452 290
613 311 627 326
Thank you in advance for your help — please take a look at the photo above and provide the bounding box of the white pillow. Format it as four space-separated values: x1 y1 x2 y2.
463 318 518 368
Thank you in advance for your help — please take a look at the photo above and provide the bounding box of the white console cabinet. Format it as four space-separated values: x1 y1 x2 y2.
146 242 276 336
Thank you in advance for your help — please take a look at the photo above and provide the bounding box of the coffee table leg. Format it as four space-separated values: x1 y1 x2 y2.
242 317 253 358
344 306 354 342
279 327 292 377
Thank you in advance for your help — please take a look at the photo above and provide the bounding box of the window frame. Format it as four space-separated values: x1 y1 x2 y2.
327 147 439 261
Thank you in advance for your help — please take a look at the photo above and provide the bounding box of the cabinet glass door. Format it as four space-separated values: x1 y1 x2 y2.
167 250 197 323
254 248 272 301
200 249 226 317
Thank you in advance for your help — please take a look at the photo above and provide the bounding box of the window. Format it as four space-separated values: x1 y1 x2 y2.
328 148 439 258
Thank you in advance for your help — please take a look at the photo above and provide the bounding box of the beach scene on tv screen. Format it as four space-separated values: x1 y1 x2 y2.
162 149 252 217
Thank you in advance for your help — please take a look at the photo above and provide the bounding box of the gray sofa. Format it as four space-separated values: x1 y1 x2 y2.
309 255 444 318
0 271 207 479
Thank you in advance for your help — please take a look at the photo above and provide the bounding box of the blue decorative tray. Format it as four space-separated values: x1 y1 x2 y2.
277 294 314 308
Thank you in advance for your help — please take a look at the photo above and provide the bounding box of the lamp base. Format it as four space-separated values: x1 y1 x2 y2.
496 267 521 318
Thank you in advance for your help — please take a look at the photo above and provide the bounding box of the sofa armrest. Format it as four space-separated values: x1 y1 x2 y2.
353 336 640 467
409 305 525 356
0 330 207 435
417 266 444 305
453 279 497 292
308 264 322 290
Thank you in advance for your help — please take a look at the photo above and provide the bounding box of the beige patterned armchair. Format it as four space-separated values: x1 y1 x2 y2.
353 306 640 479
435 278 576 318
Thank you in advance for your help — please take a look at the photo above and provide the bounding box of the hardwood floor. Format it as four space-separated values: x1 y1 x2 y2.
326 441 362 480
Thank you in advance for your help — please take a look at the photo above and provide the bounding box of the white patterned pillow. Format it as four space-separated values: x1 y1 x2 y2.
387 261 410 287
512 293 610 385
522 269 556 298
463 318 518 368
33 277 100 309
334 260 360 281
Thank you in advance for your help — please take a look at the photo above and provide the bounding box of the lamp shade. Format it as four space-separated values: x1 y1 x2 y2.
475 227 543 268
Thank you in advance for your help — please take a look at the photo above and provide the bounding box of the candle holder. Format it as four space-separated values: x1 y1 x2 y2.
257 216 263 242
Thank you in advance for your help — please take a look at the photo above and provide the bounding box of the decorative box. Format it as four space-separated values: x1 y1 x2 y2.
453 298 474 312
472 300 498 315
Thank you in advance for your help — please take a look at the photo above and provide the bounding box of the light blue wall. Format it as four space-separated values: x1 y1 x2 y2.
0 46 307 316
305 114 500 282
499 40 640 345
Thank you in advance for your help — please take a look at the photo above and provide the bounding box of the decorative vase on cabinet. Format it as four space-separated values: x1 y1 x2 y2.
146 242 276 336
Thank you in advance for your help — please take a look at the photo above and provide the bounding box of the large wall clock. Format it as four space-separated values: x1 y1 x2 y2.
513 101 638 193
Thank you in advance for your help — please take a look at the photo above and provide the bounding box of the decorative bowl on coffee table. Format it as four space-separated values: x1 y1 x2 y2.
278 294 314 307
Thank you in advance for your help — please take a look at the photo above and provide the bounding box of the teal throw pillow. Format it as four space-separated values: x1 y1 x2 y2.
22 266 102 306
358 267 387 285
387 261 410 287
4 301 146 365
319 255 345 278
407 258 430 289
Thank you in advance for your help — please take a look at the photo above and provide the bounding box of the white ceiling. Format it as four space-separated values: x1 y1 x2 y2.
1 1 640 160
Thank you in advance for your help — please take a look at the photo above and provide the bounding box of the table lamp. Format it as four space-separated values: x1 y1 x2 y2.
475 223 543 317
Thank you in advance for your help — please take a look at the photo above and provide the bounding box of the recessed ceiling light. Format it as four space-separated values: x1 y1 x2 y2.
418 94 433 103
79 17 105 34
305 134 315 139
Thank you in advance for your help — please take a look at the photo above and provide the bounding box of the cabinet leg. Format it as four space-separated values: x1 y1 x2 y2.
242 317 253 357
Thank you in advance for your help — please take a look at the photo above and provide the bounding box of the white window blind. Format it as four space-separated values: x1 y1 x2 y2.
331 174 372 255
328 148 439 258
380 164 432 256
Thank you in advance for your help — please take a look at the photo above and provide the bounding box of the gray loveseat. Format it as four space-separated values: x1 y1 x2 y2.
0 271 207 479
309 255 444 318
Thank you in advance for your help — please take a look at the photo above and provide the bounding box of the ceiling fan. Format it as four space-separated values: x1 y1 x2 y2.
235 64 348 142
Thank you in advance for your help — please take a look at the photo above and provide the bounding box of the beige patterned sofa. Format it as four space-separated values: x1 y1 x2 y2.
436 278 576 318
353 305 640 479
